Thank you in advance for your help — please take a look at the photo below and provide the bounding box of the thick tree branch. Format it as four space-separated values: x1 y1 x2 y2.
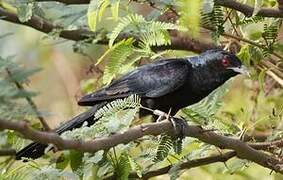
1 117 283 173
251 138 283 150
129 151 236 179
105 151 237 179
0 8 99 41
0 8 216 53
215 0 283 17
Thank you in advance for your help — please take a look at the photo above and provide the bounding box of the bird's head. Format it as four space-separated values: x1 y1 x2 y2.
189 49 250 93
190 49 250 77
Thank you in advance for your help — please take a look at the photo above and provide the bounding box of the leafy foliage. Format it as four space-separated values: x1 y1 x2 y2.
96 39 137 84
87 0 120 31
182 81 230 125
96 13 183 84
16 2 33 22
153 134 173 162
201 5 224 41
1 0 283 179
153 133 183 162
61 95 140 140
108 13 181 48
262 20 279 50
94 94 140 119
0 56 40 120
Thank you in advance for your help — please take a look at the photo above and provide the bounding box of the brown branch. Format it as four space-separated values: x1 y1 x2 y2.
5 69 51 131
0 8 100 41
0 149 16 156
250 138 283 150
127 135 283 179
0 8 216 53
1 117 283 173
215 0 283 18
105 151 237 180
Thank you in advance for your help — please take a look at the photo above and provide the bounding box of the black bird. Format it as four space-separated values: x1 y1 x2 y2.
16 49 249 160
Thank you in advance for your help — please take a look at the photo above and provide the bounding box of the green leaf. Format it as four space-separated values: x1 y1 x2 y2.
98 0 110 22
99 39 135 84
17 3 33 23
87 0 99 31
95 94 141 119
225 158 250 174
249 46 263 65
108 13 181 48
154 134 173 162
117 153 131 180
8 67 41 83
237 45 251 66
127 156 142 178
201 5 224 41
56 153 70 170
80 78 97 94
108 14 144 47
182 81 231 128
69 150 84 173
88 0 111 31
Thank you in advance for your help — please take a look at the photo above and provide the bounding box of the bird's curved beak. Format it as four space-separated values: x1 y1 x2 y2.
228 65 251 77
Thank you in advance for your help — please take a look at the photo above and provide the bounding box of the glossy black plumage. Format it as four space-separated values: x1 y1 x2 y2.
16 49 244 160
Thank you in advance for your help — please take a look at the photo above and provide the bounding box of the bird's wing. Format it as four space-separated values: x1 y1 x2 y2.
78 59 190 105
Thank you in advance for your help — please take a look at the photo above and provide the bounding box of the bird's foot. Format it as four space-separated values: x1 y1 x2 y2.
168 117 188 140
152 109 170 122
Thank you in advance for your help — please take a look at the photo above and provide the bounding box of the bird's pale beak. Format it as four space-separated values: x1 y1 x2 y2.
228 65 250 77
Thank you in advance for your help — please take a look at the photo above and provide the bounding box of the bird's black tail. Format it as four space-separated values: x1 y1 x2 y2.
15 103 105 160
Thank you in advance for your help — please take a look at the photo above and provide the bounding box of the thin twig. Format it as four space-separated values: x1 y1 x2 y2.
0 149 16 156
5 69 51 131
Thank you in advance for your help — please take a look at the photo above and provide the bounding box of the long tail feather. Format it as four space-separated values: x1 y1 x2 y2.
15 103 105 160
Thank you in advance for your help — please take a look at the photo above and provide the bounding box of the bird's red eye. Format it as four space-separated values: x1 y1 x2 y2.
222 58 230 66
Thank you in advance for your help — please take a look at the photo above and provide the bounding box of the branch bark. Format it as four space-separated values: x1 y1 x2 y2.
215 0 283 17
1 117 283 174
106 151 237 179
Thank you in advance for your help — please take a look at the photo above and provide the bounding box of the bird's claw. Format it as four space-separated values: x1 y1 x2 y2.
168 117 188 140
